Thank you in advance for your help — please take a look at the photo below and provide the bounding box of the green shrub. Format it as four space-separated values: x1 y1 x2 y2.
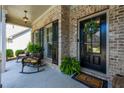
6 49 14 58
27 42 42 53
60 56 80 75
15 50 25 57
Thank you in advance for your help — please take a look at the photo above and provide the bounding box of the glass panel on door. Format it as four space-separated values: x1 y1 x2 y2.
86 34 92 53
84 18 101 54
92 19 101 53
47 27 52 58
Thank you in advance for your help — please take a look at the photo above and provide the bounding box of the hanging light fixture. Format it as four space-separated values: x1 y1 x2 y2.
23 10 29 24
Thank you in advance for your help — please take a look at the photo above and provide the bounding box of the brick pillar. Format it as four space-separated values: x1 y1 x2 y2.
61 6 70 58
109 5 124 80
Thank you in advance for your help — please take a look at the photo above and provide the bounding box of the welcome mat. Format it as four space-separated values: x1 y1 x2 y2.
72 72 108 88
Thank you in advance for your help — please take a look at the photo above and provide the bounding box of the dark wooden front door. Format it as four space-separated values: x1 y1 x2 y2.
80 14 106 73
52 20 58 65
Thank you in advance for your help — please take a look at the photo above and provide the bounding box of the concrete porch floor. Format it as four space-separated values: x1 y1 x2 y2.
1 60 88 88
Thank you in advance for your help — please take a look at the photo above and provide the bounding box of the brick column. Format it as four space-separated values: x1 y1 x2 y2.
61 6 70 58
108 5 124 80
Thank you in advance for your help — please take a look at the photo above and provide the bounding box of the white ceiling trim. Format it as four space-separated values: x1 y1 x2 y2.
32 5 57 25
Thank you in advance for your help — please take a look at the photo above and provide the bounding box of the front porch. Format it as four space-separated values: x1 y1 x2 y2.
2 60 87 88
1 5 124 88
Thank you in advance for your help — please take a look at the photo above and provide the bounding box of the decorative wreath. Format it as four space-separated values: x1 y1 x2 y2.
83 20 99 34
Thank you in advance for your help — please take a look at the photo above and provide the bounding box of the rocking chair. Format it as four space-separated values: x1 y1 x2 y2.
21 53 45 74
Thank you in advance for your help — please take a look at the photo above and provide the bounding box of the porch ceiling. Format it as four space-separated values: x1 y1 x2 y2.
4 5 51 27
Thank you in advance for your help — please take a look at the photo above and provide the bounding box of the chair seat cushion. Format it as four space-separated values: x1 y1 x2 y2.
24 57 38 64
31 59 37 63
24 58 31 62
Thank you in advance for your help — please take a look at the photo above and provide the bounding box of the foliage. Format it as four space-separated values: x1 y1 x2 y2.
15 50 25 57
6 49 14 58
27 42 42 53
84 20 99 34
60 56 80 75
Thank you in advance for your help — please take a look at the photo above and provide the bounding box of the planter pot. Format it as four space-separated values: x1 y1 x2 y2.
0 84 2 88
112 74 124 88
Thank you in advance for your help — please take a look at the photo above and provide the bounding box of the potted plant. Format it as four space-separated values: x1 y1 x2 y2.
26 42 43 58
60 56 80 75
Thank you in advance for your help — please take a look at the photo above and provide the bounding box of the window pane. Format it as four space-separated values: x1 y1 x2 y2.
34 31 41 45
86 34 92 53
46 26 52 58
47 27 52 43
92 28 100 53
49 27 52 43
47 28 49 42
83 18 101 54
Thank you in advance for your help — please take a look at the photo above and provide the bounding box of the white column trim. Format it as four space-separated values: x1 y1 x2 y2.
1 7 6 72
0 5 2 86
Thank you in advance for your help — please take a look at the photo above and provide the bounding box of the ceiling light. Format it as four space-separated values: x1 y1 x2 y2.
23 10 29 24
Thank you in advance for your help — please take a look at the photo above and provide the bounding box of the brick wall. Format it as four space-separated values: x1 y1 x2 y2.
32 6 70 66
61 6 70 57
108 5 124 80
69 5 124 81
32 5 124 81
69 5 109 57
32 6 61 30
69 5 109 80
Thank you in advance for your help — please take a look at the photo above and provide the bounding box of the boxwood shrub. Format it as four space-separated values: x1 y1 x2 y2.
15 50 25 57
6 49 14 58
